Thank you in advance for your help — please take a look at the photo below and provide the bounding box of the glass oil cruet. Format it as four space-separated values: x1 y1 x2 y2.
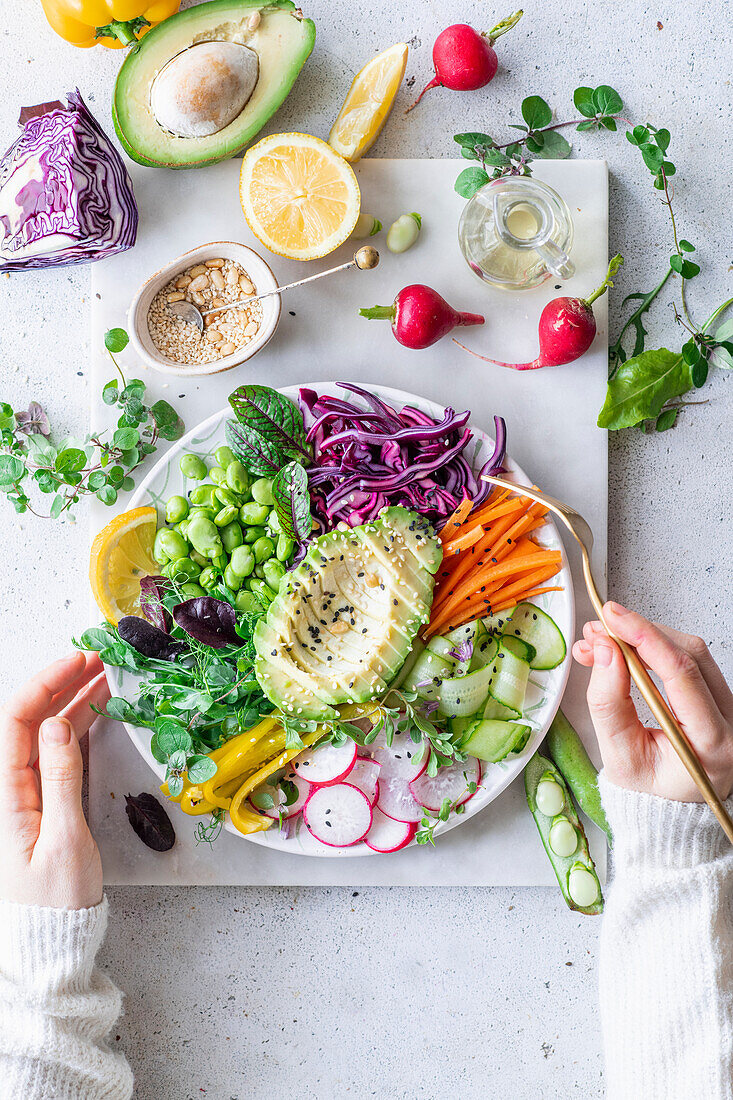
458 176 575 291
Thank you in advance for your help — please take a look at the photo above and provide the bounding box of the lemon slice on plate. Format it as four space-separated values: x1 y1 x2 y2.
89 506 157 624
328 43 408 162
239 132 360 260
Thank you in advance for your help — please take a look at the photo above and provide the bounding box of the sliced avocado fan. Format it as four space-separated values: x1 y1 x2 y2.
254 506 443 721
113 0 316 169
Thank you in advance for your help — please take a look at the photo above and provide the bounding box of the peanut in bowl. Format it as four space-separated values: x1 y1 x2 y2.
128 241 281 376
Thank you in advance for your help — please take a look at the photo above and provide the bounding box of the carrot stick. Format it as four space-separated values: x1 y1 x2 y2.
440 523 485 555
426 584 564 637
433 506 533 590
466 495 524 528
440 496 472 535
489 586 563 615
481 562 563 604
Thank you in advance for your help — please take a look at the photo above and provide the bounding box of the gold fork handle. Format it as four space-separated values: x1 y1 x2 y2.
581 558 733 844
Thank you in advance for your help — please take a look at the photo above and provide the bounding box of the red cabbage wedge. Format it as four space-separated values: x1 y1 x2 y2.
0 90 137 271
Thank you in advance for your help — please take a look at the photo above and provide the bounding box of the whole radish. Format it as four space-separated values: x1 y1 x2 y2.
406 11 523 113
455 256 623 369
360 284 484 350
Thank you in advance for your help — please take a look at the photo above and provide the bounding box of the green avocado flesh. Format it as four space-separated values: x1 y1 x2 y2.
113 0 316 169
254 506 443 720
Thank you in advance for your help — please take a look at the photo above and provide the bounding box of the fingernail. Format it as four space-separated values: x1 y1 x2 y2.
42 718 71 746
608 601 628 616
594 640 613 667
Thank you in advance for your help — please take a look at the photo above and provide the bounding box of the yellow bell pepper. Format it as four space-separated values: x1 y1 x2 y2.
228 727 324 836
40 0 180 49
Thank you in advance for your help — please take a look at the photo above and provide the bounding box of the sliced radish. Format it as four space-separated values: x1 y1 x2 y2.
377 771 424 824
346 757 381 805
409 757 482 813
366 728 427 780
293 740 357 785
249 771 309 820
303 783 373 847
365 808 417 853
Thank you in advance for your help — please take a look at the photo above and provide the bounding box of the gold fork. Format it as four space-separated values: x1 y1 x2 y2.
483 474 733 844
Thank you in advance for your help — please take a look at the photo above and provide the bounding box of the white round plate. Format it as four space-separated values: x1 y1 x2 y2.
111 382 574 856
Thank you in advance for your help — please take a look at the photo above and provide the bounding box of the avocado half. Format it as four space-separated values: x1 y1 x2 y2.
113 0 316 169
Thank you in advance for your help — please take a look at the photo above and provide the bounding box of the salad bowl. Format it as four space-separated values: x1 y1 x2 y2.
109 382 574 856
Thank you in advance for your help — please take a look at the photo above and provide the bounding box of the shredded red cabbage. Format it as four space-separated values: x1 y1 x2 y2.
298 383 506 529
0 90 137 271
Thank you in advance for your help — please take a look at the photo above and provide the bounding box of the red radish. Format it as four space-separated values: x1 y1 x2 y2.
249 771 309 820
345 757 381 805
294 740 357 785
366 728 428 780
406 11 523 113
360 284 484 350
365 808 417 853
409 757 482 812
303 783 373 846
455 255 623 370
377 772 424 824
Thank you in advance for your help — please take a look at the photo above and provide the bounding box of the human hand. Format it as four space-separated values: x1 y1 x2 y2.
0 651 110 909
573 602 733 802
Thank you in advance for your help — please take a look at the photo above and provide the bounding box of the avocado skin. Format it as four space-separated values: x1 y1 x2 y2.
112 0 316 169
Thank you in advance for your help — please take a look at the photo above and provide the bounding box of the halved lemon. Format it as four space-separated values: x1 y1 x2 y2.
89 506 157 625
239 132 360 260
328 43 408 163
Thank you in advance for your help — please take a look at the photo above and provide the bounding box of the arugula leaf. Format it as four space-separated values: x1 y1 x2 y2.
272 461 312 543
598 348 693 429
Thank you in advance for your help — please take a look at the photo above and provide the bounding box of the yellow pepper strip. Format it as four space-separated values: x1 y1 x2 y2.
178 776 244 816
203 730 285 808
228 727 324 836
40 0 180 49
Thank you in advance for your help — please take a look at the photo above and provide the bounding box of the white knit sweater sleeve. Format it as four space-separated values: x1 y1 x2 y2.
599 772 733 1100
0 897 133 1100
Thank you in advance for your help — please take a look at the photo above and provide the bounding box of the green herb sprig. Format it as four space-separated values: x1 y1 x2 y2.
0 328 183 517
415 778 479 847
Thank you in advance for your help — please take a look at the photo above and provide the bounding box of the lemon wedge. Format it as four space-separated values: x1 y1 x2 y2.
239 132 360 260
89 506 157 625
328 43 408 162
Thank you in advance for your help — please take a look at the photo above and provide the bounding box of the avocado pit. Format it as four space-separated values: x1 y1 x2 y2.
150 41 259 138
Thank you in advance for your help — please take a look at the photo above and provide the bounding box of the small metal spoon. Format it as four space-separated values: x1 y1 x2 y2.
483 473 733 846
167 246 380 332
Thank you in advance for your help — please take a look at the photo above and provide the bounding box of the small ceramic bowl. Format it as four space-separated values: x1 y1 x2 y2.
128 241 281 376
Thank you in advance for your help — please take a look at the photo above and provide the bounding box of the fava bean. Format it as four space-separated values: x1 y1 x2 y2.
188 505 217 522
155 527 189 563
214 504 239 528
187 515 222 559
209 466 227 486
254 563 266 579
251 477 274 505
180 453 208 481
276 534 295 562
189 484 218 508
215 445 236 469
211 553 228 571
234 590 260 613
221 522 243 553
215 485 240 509
263 559 286 590
226 460 250 495
240 503 270 526
199 567 218 591
167 557 201 582
386 212 422 254
230 545 255 578
253 535 275 563
249 579 277 607
267 510 281 534
224 564 243 591
165 495 189 524
190 549 208 568
180 582 206 599
243 524 266 543
174 520 189 539
351 212 382 239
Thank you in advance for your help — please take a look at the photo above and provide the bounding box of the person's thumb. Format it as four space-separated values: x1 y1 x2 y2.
587 637 646 776
37 718 86 836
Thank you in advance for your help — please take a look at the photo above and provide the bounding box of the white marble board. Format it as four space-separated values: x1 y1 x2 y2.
89 157 608 886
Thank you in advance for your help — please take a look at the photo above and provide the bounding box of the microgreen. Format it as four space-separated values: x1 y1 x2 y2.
415 778 479 846
0 328 183 517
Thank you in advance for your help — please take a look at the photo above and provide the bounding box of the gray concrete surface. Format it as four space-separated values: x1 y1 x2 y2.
0 0 731 1096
